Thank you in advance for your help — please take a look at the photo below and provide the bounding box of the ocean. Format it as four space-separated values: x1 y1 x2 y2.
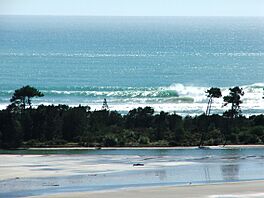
0 16 263 115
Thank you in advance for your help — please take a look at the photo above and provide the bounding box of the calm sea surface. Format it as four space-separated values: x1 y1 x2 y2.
0 16 263 115
1 148 264 197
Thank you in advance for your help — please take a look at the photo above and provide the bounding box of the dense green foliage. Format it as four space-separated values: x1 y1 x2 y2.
9 85 44 110
223 86 244 118
1 105 264 149
0 85 263 149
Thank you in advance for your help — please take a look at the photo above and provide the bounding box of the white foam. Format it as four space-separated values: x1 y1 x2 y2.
1 83 263 116
210 193 264 198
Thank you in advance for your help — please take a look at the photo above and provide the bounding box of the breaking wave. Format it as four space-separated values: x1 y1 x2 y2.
0 83 263 116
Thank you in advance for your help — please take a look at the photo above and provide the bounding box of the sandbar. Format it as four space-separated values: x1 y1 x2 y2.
29 180 264 198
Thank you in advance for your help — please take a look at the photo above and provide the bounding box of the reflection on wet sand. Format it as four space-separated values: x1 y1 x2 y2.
221 164 239 181
1 148 264 197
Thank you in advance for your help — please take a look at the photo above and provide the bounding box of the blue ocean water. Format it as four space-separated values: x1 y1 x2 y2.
0 16 263 115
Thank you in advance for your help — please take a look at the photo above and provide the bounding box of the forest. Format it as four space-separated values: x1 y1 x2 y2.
0 85 264 149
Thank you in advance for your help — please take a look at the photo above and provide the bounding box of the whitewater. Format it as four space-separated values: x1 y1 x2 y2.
0 16 263 116
0 83 263 116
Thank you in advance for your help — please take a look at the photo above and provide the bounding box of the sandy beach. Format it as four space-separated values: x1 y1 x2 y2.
2 146 264 197
27 144 264 150
29 181 264 198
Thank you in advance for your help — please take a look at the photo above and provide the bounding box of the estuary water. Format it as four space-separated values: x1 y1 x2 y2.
1 147 264 197
0 16 264 115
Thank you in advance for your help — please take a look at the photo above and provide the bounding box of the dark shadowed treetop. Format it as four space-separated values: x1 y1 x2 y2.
206 87 222 99
10 85 44 109
223 86 244 118
102 98 109 110
205 87 222 116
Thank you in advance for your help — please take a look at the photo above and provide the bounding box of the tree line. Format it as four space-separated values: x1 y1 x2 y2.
0 85 263 149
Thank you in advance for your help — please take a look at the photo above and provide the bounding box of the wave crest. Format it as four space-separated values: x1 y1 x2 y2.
0 83 263 115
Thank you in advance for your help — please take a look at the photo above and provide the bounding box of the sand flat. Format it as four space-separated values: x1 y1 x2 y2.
2 147 264 197
29 181 264 198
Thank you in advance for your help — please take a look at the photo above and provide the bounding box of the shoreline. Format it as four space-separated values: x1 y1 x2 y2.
1 144 264 152
21 144 264 150
28 180 264 198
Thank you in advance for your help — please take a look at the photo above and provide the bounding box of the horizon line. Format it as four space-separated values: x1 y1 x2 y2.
0 14 263 17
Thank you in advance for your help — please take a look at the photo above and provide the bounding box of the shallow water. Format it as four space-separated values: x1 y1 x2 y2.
1 148 264 197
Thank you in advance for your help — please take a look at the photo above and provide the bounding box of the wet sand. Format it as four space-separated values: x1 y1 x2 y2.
1 146 264 197
29 181 264 198
27 144 264 149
